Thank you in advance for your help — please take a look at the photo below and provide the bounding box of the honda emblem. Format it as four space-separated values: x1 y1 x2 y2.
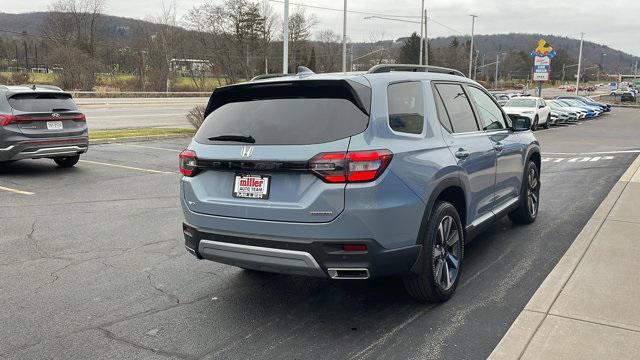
240 146 254 158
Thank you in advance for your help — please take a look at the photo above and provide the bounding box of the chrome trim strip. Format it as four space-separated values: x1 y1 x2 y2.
327 268 370 280
470 197 520 228
198 239 325 277
20 146 86 155
0 145 15 152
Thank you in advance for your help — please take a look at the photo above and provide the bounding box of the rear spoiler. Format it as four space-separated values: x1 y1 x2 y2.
204 80 371 119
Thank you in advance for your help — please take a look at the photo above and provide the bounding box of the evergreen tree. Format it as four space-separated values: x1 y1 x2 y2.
308 47 317 71
398 32 421 64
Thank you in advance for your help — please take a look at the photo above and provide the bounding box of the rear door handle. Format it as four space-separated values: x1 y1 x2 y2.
455 149 470 159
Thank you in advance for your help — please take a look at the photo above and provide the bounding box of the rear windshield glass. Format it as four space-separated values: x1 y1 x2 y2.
505 98 536 107
8 93 77 112
196 81 371 145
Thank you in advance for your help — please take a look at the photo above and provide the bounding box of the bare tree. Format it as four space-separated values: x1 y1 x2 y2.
140 1 180 91
316 30 341 72
286 7 317 72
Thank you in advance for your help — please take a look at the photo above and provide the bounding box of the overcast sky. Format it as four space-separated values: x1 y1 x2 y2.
4 0 640 56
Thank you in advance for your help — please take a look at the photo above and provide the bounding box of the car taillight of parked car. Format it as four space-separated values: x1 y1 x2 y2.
179 150 199 177
310 150 393 183
0 113 86 126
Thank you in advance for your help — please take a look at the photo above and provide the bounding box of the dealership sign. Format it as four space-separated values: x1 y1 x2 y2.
533 56 551 81
531 39 554 82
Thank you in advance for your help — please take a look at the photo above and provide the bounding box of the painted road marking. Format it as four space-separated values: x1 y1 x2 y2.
542 156 615 163
543 150 640 155
111 143 182 152
79 160 175 174
0 185 34 196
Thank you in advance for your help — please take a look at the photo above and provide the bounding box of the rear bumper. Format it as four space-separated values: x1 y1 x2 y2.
0 137 88 161
183 222 421 279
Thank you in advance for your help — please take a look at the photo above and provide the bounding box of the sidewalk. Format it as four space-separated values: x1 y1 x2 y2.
490 155 640 359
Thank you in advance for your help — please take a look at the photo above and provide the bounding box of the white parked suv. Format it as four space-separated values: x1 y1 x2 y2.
502 97 551 130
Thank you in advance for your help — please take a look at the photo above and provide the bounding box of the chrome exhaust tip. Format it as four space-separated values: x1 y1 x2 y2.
327 268 370 280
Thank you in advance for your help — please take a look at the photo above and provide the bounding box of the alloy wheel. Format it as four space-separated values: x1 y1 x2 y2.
432 215 461 291
527 167 540 217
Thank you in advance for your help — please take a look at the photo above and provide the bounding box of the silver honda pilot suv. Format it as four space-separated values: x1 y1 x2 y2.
180 65 540 302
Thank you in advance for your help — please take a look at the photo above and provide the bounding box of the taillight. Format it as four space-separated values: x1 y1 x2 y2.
310 150 393 183
179 150 198 177
0 115 15 126
71 114 86 121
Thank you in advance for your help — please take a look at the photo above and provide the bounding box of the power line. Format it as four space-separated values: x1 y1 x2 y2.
267 0 421 18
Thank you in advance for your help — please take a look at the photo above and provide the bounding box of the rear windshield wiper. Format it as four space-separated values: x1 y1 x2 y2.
208 135 256 143
52 108 73 112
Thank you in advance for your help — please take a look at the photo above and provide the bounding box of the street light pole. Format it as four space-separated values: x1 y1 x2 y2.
468 15 477 77
424 10 428 65
494 53 499 90
342 0 348 72
576 32 584 96
419 0 425 65
282 0 289 74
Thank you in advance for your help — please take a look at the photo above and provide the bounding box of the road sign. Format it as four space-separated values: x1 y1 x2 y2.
533 56 550 82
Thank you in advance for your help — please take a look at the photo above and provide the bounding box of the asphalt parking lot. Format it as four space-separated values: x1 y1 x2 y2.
1 108 639 360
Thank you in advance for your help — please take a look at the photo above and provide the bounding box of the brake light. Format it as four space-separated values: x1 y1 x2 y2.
310 150 393 183
71 114 86 121
179 150 199 177
0 115 15 126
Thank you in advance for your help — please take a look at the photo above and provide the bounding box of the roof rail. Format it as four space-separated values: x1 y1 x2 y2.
367 64 466 77
19 84 64 91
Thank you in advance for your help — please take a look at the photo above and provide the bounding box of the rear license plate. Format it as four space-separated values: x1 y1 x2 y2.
233 174 270 199
46 121 63 130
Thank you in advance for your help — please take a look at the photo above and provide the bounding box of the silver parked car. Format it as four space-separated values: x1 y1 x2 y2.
180 65 541 302
0 85 88 167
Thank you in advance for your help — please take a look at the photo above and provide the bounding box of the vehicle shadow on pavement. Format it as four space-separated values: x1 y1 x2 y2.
0 160 81 177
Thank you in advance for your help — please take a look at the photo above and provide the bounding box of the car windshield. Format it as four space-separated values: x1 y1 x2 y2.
505 98 536 107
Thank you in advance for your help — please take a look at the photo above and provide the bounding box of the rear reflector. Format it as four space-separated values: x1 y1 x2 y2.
342 244 367 252
179 150 198 177
310 150 393 183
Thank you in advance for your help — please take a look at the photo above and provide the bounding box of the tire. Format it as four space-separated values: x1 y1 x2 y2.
543 115 551 129
53 155 80 168
403 201 464 303
508 160 540 225
531 116 539 131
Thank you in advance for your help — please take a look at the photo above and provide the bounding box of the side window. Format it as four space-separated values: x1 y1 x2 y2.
387 82 424 135
434 83 479 133
467 86 507 131
434 90 453 133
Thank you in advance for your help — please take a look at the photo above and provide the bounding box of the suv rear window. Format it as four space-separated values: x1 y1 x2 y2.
196 80 371 145
8 93 78 112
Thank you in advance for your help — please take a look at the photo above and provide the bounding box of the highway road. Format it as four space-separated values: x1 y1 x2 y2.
1 108 639 359
77 97 208 130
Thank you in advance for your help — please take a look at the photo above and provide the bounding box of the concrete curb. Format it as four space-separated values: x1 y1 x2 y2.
89 133 193 145
489 153 640 359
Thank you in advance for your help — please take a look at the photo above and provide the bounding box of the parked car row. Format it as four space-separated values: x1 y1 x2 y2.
498 94 611 130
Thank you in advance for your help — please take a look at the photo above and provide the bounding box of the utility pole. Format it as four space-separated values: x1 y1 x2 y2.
282 0 289 74
575 32 584 96
23 40 28 72
424 10 429 65
350 43 354 71
562 63 566 84
468 15 477 77
342 0 348 72
635 60 638 80
494 53 499 90
419 0 425 65
15 42 19 72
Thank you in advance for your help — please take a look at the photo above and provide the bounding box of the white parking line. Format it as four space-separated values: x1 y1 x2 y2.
543 150 640 155
0 185 34 195
79 160 175 174
111 143 182 152
542 156 615 163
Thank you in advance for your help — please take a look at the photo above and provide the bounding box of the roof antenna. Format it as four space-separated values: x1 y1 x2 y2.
296 66 315 75
31 84 37 90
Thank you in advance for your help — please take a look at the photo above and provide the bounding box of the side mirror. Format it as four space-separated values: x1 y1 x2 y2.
509 114 532 131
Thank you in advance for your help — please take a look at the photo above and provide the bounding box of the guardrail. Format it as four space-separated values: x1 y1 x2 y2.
69 91 211 98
